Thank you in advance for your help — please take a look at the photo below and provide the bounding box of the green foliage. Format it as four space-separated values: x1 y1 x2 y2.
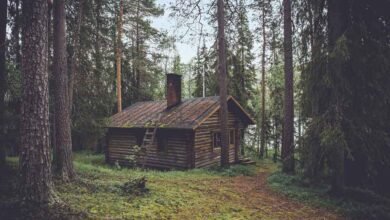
1 62 21 156
2 153 344 219
61 0 171 150
58 153 261 219
227 0 256 113
125 145 143 166
208 164 257 177
192 43 218 98
119 176 149 198
268 172 390 220
300 0 390 194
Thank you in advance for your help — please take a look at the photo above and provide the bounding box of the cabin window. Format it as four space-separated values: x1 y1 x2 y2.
229 130 235 145
157 133 167 152
212 132 221 149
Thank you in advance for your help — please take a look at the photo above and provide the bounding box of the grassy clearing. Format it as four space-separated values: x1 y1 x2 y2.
58 152 263 219
267 171 390 220
2 153 342 219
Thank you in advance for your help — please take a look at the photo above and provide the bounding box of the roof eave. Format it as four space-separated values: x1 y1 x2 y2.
107 126 194 130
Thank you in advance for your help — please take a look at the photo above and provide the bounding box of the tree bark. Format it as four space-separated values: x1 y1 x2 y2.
116 0 123 112
135 0 141 101
281 0 295 173
20 0 56 204
260 4 266 158
69 0 84 114
0 0 7 168
53 0 75 181
217 0 229 167
273 117 279 162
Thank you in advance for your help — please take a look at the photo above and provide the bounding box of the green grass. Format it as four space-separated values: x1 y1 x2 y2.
57 152 262 219
2 153 342 219
267 171 390 220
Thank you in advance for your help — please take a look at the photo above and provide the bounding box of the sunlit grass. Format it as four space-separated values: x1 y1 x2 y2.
57 152 262 219
4 152 342 219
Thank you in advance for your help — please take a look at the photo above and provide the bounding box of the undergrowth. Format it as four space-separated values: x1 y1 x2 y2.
57 152 261 219
1 152 341 219
267 171 390 220
208 164 257 177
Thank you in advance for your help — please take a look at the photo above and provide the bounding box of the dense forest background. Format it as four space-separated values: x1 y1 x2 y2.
0 0 390 215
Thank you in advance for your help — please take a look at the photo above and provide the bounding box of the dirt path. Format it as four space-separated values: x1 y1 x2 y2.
212 172 344 220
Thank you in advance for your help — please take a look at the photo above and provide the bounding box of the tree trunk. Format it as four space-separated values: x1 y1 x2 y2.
328 0 348 194
69 0 84 114
281 0 295 173
94 0 103 85
0 0 7 168
217 0 229 167
53 0 75 181
273 117 278 162
20 0 56 204
135 0 141 101
260 4 267 158
116 0 123 112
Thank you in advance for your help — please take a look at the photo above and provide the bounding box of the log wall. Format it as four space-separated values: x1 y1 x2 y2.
106 128 192 169
106 108 248 169
193 110 245 168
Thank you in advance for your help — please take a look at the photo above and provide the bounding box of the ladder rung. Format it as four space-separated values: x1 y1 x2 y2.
142 122 158 149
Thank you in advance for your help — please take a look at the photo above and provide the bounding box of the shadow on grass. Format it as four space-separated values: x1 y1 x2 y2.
267 171 390 220
0 160 87 220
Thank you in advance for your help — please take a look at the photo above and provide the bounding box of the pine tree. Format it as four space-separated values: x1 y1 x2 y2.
282 0 295 173
20 0 56 203
68 0 84 113
217 0 229 167
53 0 75 181
0 0 7 168
116 0 123 113
254 0 272 158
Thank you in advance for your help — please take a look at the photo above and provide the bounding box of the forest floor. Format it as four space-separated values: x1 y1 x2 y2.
0 152 347 219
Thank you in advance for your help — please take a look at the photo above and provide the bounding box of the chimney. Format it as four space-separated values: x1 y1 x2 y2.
166 73 182 109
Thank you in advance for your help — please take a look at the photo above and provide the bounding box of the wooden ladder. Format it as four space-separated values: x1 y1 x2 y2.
140 113 161 168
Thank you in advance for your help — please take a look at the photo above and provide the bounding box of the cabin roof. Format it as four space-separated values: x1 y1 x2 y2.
108 96 255 130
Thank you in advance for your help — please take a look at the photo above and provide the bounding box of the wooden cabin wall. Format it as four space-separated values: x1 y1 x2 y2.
194 110 245 168
106 128 193 169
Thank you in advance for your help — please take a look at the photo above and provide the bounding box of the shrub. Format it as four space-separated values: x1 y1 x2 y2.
209 164 257 177
119 176 149 198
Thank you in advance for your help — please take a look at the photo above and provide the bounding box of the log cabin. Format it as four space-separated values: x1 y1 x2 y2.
105 73 255 169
